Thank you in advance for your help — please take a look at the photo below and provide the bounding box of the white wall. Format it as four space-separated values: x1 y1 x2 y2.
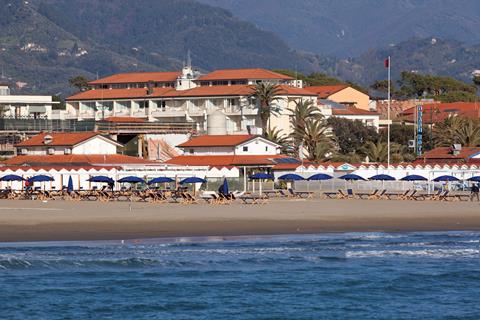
72 137 118 154
235 139 278 155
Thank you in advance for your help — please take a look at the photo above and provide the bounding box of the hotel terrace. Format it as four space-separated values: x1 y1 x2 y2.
65 67 378 136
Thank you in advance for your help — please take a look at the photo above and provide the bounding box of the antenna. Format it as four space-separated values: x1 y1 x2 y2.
186 50 192 68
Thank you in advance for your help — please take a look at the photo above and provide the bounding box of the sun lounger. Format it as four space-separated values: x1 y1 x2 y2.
323 191 338 199
239 194 269 204
264 190 281 197
357 190 377 200
287 188 314 199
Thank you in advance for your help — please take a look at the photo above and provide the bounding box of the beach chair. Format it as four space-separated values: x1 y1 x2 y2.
403 190 417 200
323 191 338 199
358 189 377 200
395 190 412 200
337 189 348 199
264 190 281 197
288 188 314 199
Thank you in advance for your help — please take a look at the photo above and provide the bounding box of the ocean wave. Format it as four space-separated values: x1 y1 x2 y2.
346 248 480 258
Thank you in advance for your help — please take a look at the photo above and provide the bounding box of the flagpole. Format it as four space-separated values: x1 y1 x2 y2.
387 56 391 169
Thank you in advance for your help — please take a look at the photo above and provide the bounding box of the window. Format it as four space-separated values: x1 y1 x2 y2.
265 146 268 151
243 146 248 152
189 149 194 154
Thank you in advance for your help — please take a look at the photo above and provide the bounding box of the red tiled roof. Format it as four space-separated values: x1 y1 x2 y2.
0 165 120 172
332 107 378 116
198 68 293 81
419 147 480 161
104 116 146 123
67 84 315 101
66 87 175 101
178 135 256 148
3 154 155 166
15 132 110 147
165 155 290 167
304 85 349 98
401 102 480 124
88 72 181 84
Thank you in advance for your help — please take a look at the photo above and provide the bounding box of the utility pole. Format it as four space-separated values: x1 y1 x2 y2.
387 56 391 168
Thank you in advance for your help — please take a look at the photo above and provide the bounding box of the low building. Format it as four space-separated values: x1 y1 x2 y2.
304 85 370 110
400 102 480 124
14 132 123 156
415 146 480 164
166 134 297 180
319 100 380 129
0 84 58 119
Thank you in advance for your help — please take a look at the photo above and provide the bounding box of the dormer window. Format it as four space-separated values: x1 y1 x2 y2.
243 146 248 152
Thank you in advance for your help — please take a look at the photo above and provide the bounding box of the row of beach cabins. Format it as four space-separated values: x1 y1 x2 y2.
0 171 478 204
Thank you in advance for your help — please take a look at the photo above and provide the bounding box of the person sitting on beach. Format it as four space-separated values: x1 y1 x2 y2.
470 184 479 202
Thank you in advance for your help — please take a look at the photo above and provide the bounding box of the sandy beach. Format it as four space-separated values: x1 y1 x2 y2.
0 198 479 242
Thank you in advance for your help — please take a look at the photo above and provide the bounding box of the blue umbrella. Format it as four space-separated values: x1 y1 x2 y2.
249 173 274 180
467 176 480 182
401 174 428 181
307 173 333 181
339 173 366 181
117 176 144 184
67 176 74 193
278 173 304 181
148 177 174 184
369 174 395 181
219 178 229 195
0 174 25 182
88 175 114 183
180 177 207 184
433 175 459 182
27 175 54 183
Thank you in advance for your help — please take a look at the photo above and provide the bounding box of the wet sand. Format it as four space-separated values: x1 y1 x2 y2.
0 198 479 242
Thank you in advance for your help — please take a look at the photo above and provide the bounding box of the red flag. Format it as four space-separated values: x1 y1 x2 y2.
384 57 390 68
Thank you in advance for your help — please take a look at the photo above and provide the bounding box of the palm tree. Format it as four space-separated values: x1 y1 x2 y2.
289 100 323 156
362 140 404 163
251 83 282 135
265 126 291 154
434 116 480 147
297 118 333 161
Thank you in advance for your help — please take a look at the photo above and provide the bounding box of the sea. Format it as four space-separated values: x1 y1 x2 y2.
1 231 480 319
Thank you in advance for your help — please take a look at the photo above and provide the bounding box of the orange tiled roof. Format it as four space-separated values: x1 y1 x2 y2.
401 102 480 124
88 71 181 84
178 135 255 148
3 154 155 166
0 165 120 171
66 87 175 101
67 84 315 101
332 107 378 116
419 147 480 161
165 154 289 168
15 132 108 147
104 116 146 123
304 85 349 98
198 68 293 81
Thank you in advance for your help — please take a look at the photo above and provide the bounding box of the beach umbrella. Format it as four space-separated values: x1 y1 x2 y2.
467 176 480 182
369 174 395 181
67 176 74 193
249 173 274 180
117 176 144 184
278 174 304 181
27 175 54 183
219 178 229 195
148 177 174 184
180 177 207 184
433 175 459 182
307 173 333 181
249 173 273 195
0 174 25 182
339 173 366 181
87 175 114 183
400 174 428 181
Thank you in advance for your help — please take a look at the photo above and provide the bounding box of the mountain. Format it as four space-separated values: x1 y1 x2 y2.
335 38 480 86
0 0 327 95
198 0 480 57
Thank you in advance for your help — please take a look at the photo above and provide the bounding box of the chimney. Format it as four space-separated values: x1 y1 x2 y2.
147 81 154 95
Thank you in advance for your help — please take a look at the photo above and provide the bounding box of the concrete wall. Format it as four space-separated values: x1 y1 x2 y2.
329 87 370 110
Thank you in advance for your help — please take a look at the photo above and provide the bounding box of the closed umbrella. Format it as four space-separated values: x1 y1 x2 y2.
219 178 229 196
67 176 74 193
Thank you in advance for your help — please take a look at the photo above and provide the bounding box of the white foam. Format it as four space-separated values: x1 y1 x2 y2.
346 248 480 258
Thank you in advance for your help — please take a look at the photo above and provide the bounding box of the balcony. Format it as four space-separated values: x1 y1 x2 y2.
150 108 185 117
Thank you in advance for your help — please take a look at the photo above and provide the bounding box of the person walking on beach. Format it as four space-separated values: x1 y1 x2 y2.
470 183 479 202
